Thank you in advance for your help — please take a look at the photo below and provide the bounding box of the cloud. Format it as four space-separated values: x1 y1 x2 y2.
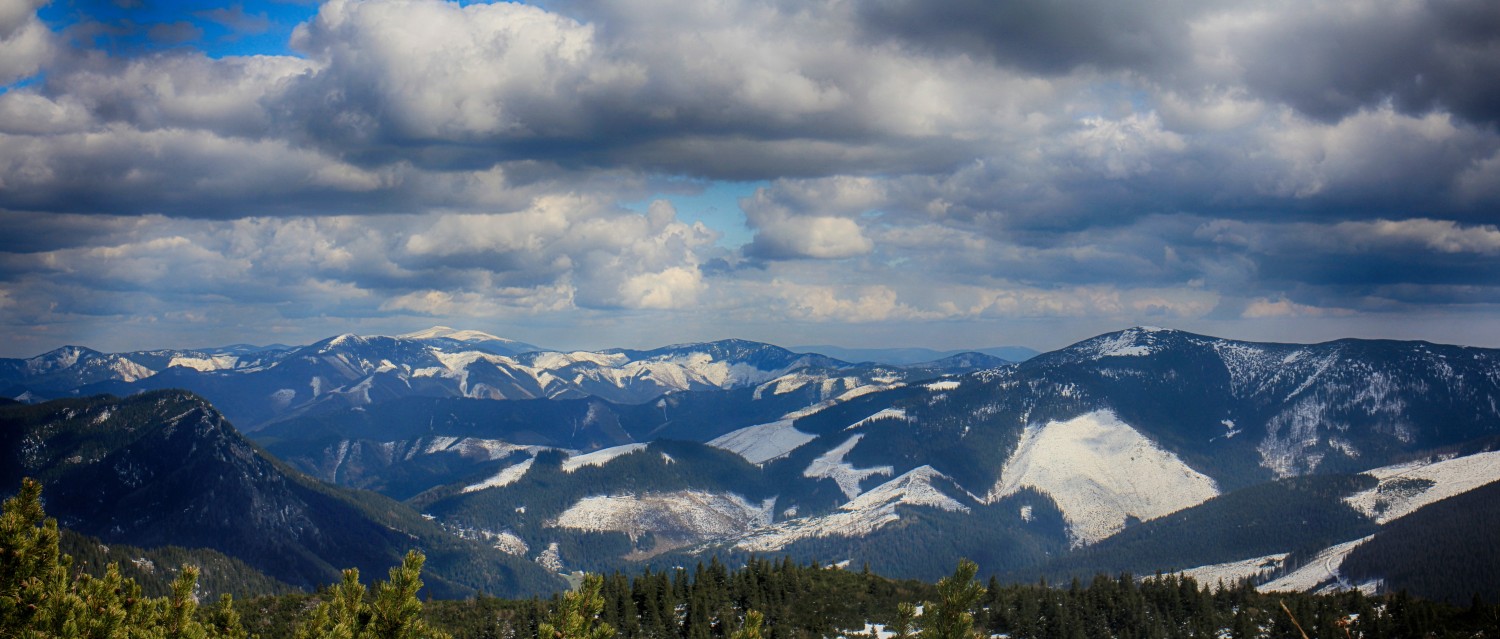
1242 298 1352 319
3 0 1499 353
196 5 273 35
1205 0 1500 126
0 0 53 84
857 0 1197 75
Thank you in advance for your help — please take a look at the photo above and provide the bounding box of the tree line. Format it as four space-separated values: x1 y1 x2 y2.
6 477 1498 638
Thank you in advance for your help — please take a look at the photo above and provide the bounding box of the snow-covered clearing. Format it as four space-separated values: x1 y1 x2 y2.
735 466 968 553
708 420 818 465
463 457 535 493
1344 450 1500 524
847 408 907 430
168 354 239 371
535 542 564 573
562 443 648 472
925 380 961 391
803 434 894 499
425 437 532 460
553 491 775 541
1169 553 1288 589
989 410 1220 547
1258 536 1377 595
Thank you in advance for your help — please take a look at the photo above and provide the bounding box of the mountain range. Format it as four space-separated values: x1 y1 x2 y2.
3 326 1498 604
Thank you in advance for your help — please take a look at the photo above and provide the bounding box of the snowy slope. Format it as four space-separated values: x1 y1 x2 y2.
552 491 775 543
463 457 537 493
1258 536 1378 594
847 408 907 430
734 466 969 552
1170 553 1288 588
708 420 818 465
562 443 649 472
989 410 1220 546
804 434 894 499
1343 450 1500 524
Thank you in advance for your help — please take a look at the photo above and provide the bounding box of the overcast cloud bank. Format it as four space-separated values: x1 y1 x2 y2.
1 0 1497 355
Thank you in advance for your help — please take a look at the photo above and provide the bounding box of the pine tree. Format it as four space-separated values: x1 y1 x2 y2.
295 552 451 639
1 477 238 639
922 560 983 639
730 610 765 639
538 574 616 639
0 478 66 636
368 551 448 639
889 602 917 639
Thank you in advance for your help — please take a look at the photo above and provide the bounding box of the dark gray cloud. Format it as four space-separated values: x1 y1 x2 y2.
1228 0 1500 126
857 0 1195 75
2 0 1499 356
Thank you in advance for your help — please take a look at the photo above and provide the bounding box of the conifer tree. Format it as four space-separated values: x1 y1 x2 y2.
1 478 235 639
538 574 615 639
295 552 451 639
729 610 765 639
922 560 983 639
369 551 447 639
889 602 918 639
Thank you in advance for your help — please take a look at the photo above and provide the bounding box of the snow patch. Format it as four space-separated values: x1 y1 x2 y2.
803 434 894 500
553 491 775 542
535 542 563 573
846 408 907 431
924 380 961 391
491 531 529 556
989 410 1220 547
168 355 240 371
463 457 536 493
735 466 967 552
1344 450 1500 524
561 443 648 472
531 351 630 370
1259 537 1375 594
1170 554 1288 588
708 420 817 465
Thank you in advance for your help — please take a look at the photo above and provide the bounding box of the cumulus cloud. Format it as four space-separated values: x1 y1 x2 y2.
2 0 1499 353
0 0 52 85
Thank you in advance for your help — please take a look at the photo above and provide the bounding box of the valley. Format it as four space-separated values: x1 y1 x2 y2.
3 325 1500 608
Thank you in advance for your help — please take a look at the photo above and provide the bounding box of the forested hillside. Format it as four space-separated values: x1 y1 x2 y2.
6 478 1498 639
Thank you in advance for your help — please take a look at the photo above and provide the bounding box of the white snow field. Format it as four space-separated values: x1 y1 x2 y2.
561 443 649 472
989 410 1220 546
1258 536 1378 595
1170 553 1289 589
1344 450 1500 524
734 466 968 552
462 456 536 493
708 420 819 465
552 491 775 542
847 408 908 430
803 434 895 499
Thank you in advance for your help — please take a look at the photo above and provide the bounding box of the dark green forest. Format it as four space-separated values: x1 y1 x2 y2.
8 477 1500 639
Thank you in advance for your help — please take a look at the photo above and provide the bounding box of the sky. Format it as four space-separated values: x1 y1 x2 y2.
0 0 1498 357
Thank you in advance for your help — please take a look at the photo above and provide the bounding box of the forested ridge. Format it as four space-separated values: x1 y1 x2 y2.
7 478 1500 639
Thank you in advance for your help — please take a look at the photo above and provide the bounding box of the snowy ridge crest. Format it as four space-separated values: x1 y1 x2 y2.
733 465 968 553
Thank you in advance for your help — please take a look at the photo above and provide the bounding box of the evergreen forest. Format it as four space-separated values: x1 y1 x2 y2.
6 478 1500 639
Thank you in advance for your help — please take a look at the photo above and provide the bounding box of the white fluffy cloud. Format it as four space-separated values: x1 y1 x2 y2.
0 0 51 85
2 0 1499 353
